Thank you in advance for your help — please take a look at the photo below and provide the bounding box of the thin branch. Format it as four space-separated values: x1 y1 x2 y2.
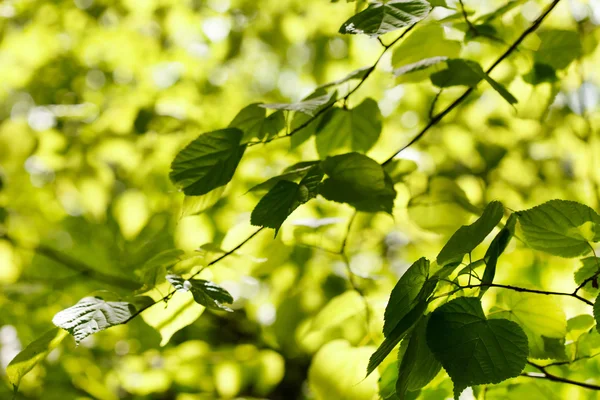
454 282 594 306
382 0 564 166
573 245 600 295
124 228 264 324
253 23 418 146
541 352 600 368
522 361 600 390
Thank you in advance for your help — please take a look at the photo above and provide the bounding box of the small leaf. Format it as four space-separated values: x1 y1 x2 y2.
137 248 185 289
52 297 136 343
250 168 322 233
384 257 429 336
393 56 448 78
180 186 226 217
523 63 558 85
290 89 338 148
248 161 321 193
166 274 234 312
339 0 431 37
261 91 336 116
6 328 68 388
437 201 504 267
479 213 517 298
430 59 517 105
307 290 367 336
367 300 427 375
228 103 286 143
594 292 600 333
320 153 397 214
517 199 600 258
427 297 528 399
574 256 600 294
169 128 246 196
396 315 442 397
489 292 566 359
384 158 418 183
319 66 372 89
535 30 582 70
315 98 382 157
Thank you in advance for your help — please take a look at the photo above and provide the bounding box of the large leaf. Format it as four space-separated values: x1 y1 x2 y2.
535 30 582 70
437 201 504 267
396 316 442 398
6 328 68 388
251 165 323 233
479 213 517 298
320 153 397 214
427 297 528 399
315 98 382 157
383 257 429 336
228 103 285 142
169 128 247 196
166 274 234 312
261 91 336 116
430 59 517 105
339 0 431 37
517 199 600 258
490 292 566 359
367 300 427 375
52 297 136 343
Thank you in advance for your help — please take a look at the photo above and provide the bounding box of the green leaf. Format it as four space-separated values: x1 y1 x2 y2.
166 274 234 312
523 63 558 85
535 30 582 70
367 301 427 376
6 328 68 388
137 248 185 289
319 66 372 89
396 316 441 397
290 89 338 148
567 314 595 332
436 201 504 267
595 292 600 333
574 256 600 294
339 0 431 37
427 297 528 399
407 177 477 233
180 186 226 217
489 292 566 359
320 153 397 214
384 158 418 183
392 24 461 83
316 98 382 157
248 161 320 193
384 257 429 336
261 91 336 116
479 213 517 298
52 297 136 343
430 59 517 105
141 288 204 346
517 199 600 258
306 290 367 337
228 104 286 142
251 166 323 233
169 128 246 196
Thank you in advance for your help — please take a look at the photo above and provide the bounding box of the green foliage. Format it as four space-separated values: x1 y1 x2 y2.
339 0 431 36
52 297 136 343
518 199 600 258
169 129 247 196
228 104 285 143
166 274 234 312
427 297 529 399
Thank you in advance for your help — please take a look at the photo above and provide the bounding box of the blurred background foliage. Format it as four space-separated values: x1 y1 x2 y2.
1 0 600 399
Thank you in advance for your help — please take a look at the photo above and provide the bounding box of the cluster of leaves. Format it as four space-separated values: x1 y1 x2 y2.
2 0 599 398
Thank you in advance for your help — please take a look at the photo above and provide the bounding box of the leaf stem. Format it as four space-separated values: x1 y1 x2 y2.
382 0 564 166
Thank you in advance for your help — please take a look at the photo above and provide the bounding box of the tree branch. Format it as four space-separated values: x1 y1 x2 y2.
521 361 600 390
382 0 564 166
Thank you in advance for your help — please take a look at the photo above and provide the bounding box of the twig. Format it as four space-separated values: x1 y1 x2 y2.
252 23 418 146
522 361 600 390
382 0 564 166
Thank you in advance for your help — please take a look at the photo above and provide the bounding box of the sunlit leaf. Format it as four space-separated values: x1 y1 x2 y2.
169 128 247 196
166 274 233 312
339 0 431 37
517 199 600 258
228 103 285 142
261 91 336 116
535 30 582 70
52 297 136 343
427 297 528 399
